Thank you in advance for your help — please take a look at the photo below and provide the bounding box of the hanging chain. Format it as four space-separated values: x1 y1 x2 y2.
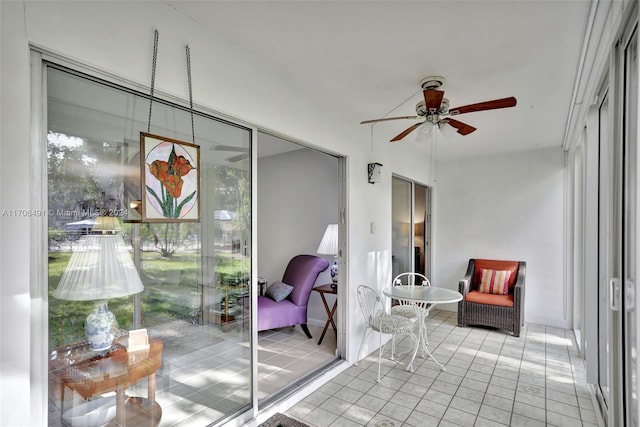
147 29 159 134
186 44 195 144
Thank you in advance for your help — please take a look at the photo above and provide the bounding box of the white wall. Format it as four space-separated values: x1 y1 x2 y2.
0 2 396 425
434 147 568 328
257 147 338 325
0 1 572 425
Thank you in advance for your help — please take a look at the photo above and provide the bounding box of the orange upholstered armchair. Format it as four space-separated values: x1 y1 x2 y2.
457 259 526 337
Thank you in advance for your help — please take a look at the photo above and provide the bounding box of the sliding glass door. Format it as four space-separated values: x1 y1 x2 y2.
45 64 253 426
392 176 431 280
392 177 413 278
622 24 638 427
600 17 638 427
597 90 611 410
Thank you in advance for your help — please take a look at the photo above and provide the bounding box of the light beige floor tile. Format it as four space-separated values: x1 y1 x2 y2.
271 313 605 427
320 396 352 416
546 399 581 419
438 371 464 385
478 403 512 424
486 384 515 400
377 401 412 423
303 390 332 406
475 416 509 426
341 404 377 425
490 375 517 390
354 395 387 413
546 410 583 427
396 380 428 398
423 388 454 406
318 381 343 396
304 407 340 427
461 377 490 393
287 401 317 419
514 390 546 409
414 399 448 418
509 413 547 427
513 401 546 423
450 395 482 415
329 416 365 427
455 385 486 403
442 406 477 426
404 409 440 427
546 388 578 406
346 377 376 394
465 369 491 384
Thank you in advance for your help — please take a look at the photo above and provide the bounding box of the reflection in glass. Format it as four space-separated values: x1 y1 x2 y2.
392 176 413 278
47 66 252 426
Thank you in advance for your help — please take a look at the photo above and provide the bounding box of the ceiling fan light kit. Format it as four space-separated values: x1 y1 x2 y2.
420 76 445 90
214 144 250 162
361 76 517 142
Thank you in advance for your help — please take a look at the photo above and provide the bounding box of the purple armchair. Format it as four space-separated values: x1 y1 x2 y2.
258 255 329 338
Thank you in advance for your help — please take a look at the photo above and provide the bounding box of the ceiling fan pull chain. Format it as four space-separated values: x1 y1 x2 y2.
186 44 196 144
147 29 159 134
433 125 438 183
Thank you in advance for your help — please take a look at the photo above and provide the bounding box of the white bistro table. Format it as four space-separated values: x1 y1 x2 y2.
383 286 462 372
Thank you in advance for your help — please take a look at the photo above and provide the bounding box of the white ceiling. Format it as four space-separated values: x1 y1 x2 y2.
168 0 592 160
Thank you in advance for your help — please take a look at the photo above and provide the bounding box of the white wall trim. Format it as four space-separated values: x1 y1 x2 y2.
28 47 48 427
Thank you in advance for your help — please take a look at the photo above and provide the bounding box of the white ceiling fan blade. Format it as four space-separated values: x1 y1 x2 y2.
214 145 249 152
227 153 250 162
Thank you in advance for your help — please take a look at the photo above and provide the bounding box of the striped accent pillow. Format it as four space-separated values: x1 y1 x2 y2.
478 269 512 295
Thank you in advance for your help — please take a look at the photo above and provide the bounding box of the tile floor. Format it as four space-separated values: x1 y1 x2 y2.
258 324 338 399
284 310 602 427
49 320 337 427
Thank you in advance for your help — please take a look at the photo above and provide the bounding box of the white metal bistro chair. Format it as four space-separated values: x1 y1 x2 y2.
390 272 432 318
390 272 432 349
355 285 418 382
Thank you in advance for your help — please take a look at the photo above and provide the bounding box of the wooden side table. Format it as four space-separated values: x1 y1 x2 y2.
313 284 337 345
50 338 163 426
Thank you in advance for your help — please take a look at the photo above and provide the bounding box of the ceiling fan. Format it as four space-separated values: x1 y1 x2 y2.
214 145 249 162
360 76 517 142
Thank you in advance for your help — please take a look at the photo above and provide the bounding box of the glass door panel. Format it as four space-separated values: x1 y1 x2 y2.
598 92 610 407
623 26 638 427
46 66 252 426
392 177 413 279
573 143 585 349
413 184 429 278
392 177 432 282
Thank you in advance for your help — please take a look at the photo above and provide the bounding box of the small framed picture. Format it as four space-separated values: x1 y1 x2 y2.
127 328 150 352
141 132 200 222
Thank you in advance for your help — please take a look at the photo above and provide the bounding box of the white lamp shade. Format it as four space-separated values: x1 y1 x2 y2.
317 224 339 256
54 234 143 301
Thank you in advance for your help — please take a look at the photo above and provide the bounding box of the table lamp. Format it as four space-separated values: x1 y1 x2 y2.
54 216 144 351
317 224 339 285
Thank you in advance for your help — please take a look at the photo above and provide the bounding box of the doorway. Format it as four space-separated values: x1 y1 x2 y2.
392 176 432 280
256 131 343 403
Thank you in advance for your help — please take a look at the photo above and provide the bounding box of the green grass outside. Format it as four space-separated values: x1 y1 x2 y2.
48 250 249 350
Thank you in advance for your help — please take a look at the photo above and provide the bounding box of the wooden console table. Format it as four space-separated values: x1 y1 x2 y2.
313 284 337 345
50 338 163 426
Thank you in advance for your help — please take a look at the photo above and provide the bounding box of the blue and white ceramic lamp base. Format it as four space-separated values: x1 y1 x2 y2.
330 260 338 284
85 300 117 351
